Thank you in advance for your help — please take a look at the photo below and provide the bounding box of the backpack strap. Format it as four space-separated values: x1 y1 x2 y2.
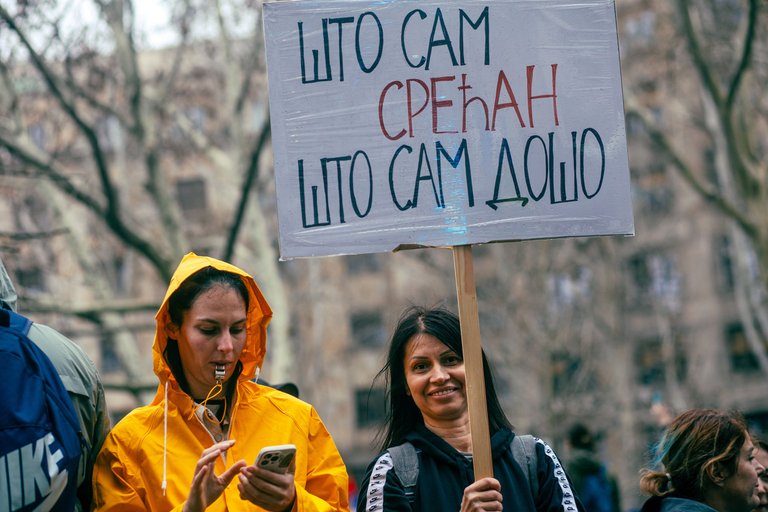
511 434 539 498
387 436 539 505
387 442 419 504
0 307 32 336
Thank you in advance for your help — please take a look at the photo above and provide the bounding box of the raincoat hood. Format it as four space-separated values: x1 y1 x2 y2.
152 253 272 396
0 257 18 311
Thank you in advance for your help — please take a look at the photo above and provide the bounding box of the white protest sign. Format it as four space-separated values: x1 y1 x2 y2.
264 0 634 260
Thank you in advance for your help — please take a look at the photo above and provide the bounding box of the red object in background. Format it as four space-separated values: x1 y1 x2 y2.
348 473 359 508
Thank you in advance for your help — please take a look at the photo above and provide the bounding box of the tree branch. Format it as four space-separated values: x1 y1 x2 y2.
0 4 120 214
97 0 185 264
0 228 69 240
223 116 271 262
0 56 23 133
63 56 132 130
675 0 759 199
155 0 194 108
725 0 758 111
675 1 722 109
0 134 105 212
23 298 159 316
0 129 174 280
624 104 758 241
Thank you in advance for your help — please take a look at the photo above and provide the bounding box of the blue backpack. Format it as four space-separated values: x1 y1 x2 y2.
579 465 616 512
0 308 83 511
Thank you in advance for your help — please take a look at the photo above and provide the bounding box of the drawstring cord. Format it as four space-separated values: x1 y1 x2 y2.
199 381 227 425
160 367 234 496
162 381 168 496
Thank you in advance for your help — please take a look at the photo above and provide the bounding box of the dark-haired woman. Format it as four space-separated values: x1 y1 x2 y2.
93 253 348 511
356 305 584 512
639 408 765 512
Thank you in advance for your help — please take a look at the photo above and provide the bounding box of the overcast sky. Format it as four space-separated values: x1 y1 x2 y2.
69 0 179 50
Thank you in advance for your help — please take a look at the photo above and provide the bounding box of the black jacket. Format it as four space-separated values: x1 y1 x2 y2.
357 424 585 511
640 496 719 512
567 448 621 512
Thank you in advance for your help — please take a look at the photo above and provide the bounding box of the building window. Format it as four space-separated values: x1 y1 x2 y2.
472 244 492 259
351 311 387 348
101 337 123 375
248 99 267 133
626 251 680 310
725 322 759 373
547 267 592 315
169 106 208 143
634 163 674 216
634 186 674 217
635 339 664 386
184 106 207 132
634 335 687 387
715 234 735 292
15 266 45 292
627 253 652 305
28 124 46 151
22 192 54 228
715 234 761 294
176 177 208 213
96 115 121 153
626 115 645 138
745 410 768 440
551 351 581 394
704 149 720 188
105 254 129 296
622 11 656 51
355 387 387 428
345 254 381 274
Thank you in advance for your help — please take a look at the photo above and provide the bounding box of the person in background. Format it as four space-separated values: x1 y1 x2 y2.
639 408 764 512
565 422 621 512
0 256 111 511
756 438 768 512
92 252 348 511
357 304 584 511
256 378 299 398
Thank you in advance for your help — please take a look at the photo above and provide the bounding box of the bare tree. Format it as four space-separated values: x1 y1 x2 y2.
623 0 768 371
0 0 292 393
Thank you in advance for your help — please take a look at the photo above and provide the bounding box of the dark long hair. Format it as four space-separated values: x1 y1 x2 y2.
163 266 249 397
374 305 512 451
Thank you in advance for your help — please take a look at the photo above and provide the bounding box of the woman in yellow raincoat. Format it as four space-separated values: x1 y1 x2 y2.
92 253 349 511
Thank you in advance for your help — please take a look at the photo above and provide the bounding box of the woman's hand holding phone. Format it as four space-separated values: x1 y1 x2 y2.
238 444 297 510
254 444 296 474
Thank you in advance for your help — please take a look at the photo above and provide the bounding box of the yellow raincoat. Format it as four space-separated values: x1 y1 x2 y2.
92 253 349 511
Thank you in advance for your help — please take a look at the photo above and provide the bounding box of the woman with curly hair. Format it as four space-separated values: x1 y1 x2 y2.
639 408 764 512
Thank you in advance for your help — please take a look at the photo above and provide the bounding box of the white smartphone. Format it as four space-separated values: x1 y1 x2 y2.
255 444 296 474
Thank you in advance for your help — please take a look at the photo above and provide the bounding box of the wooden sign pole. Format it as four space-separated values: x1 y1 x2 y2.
452 244 493 479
